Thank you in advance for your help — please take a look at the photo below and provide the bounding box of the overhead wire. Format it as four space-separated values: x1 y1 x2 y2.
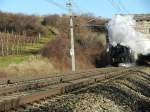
117 0 130 14
107 0 129 14
111 0 126 14
107 0 136 28
44 0 68 11
71 0 92 15
44 0 85 15
107 0 122 13
71 0 83 14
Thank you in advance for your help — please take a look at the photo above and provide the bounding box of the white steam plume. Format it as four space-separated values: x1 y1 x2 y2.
107 15 150 55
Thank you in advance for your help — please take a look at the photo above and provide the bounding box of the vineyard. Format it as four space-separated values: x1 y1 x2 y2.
0 32 41 56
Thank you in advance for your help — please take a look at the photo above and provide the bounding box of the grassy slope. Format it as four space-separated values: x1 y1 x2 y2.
23 32 53 54
0 55 29 68
0 32 53 68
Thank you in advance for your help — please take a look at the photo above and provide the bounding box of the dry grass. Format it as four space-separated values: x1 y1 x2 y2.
0 55 58 78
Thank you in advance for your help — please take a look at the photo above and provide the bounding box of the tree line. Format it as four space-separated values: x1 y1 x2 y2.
0 11 108 57
0 11 108 37
0 11 47 36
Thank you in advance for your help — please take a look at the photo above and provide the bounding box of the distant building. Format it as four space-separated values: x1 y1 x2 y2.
134 14 150 38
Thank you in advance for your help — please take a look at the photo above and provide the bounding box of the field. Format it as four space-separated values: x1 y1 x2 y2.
0 31 53 68
0 55 29 68
0 31 58 78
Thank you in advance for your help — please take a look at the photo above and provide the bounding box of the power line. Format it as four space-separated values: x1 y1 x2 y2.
109 0 129 14
111 0 124 13
107 0 122 13
117 0 130 14
44 0 67 11
71 0 93 16
107 0 136 28
71 0 83 13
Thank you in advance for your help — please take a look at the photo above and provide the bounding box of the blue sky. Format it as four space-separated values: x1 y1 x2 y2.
0 0 150 18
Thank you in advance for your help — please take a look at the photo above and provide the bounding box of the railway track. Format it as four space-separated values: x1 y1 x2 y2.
0 67 147 112
18 68 150 112
0 67 126 95
0 67 123 85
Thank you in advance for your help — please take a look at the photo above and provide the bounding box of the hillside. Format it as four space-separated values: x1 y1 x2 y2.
0 12 108 73
41 15 108 71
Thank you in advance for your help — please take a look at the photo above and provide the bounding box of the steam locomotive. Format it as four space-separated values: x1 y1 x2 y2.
96 26 150 67
108 44 135 67
107 43 150 67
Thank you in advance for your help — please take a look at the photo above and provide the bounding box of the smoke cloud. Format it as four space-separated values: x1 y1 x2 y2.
107 15 150 55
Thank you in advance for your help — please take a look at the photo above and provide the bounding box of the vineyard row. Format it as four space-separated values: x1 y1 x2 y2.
0 32 41 56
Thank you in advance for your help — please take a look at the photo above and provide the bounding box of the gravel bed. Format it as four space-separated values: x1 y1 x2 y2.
18 69 150 112
42 93 127 112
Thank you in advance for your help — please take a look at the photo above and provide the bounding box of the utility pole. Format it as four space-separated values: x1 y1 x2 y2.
67 0 76 71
